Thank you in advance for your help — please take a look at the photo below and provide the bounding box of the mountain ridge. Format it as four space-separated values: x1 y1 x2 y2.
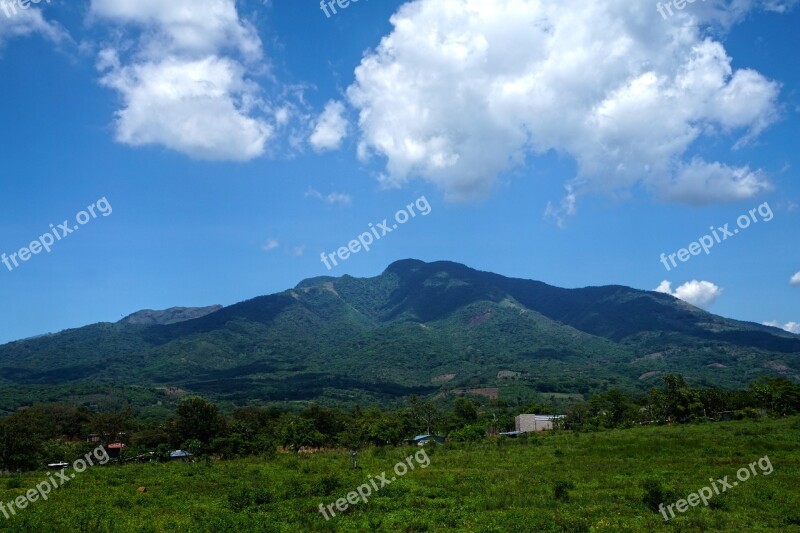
0 259 796 414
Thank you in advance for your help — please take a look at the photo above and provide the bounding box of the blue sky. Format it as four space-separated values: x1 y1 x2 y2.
0 0 798 344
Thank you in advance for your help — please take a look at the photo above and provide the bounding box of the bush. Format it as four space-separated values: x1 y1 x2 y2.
227 487 252 512
553 481 575 502
5 476 22 489
253 488 274 505
641 479 675 513
450 425 485 442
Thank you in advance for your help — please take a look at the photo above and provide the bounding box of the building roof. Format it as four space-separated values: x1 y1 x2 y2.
108 443 127 449
170 450 193 458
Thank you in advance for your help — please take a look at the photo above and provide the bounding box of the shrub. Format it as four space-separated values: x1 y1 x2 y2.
227 487 252 511
253 488 274 505
5 477 22 489
553 481 575 502
641 479 675 513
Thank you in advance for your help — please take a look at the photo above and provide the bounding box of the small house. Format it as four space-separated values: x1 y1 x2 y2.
409 434 445 446
514 414 564 433
169 450 194 461
107 443 127 459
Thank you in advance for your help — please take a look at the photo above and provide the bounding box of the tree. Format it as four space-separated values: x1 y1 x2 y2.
90 409 132 445
452 397 479 427
750 377 800 416
408 396 441 435
0 409 49 471
281 416 324 452
175 397 226 446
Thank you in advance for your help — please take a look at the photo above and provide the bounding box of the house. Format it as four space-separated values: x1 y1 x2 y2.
107 443 127 459
514 414 564 433
169 450 194 461
409 434 445 446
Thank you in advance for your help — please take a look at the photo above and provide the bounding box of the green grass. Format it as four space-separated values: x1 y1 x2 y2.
2 417 800 532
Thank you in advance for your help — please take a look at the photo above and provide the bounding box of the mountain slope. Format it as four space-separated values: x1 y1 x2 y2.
0 259 797 412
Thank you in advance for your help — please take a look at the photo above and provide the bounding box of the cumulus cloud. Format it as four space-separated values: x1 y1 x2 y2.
305 188 352 206
99 55 272 160
763 320 800 334
660 159 772 206
91 0 272 161
310 100 349 151
655 280 724 309
791 272 800 286
0 4 68 49
262 239 279 251
347 0 782 206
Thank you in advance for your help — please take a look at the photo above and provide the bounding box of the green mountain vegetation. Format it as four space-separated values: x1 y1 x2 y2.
0 259 797 414
119 306 224 326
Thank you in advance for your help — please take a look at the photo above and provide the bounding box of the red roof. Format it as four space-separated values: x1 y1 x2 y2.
108 443 127 449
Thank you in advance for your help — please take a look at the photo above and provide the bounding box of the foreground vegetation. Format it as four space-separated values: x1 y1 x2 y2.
1 416 799 532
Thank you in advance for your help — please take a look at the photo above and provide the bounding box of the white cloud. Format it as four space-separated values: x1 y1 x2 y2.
291 245 306 257
91 0 272 161
347 0 782 206
310 100 349 151
99 56 272 161
305 188 352 206
655 280 724 309
660 159 772 206
763 320 800 334
262 239 279 251
0 4 68 49
791 272 800 287
90 0 262 60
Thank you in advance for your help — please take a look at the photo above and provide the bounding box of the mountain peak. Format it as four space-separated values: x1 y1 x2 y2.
119 305 223 326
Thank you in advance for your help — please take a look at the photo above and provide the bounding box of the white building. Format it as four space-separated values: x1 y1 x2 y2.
515 414 563 432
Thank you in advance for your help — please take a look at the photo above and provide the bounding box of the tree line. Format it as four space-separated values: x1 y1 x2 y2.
1 375 798 471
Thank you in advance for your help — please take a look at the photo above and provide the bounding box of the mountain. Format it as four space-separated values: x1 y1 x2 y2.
119 305 224 326
0 259 797 414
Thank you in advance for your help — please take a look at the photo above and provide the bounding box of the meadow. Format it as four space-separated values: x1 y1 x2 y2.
1 417 799 532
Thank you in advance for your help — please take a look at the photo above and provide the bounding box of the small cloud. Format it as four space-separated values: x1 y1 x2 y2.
543 185 577 228
305 188 352 206
309 100 348 152
262 239 279 252
763 320 800 334
291 245 306 257
660 159 772 206
791 272 800 287
274 107 291 127
654 280 723 309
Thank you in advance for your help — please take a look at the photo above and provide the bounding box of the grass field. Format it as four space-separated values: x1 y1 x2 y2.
2 417 799 532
